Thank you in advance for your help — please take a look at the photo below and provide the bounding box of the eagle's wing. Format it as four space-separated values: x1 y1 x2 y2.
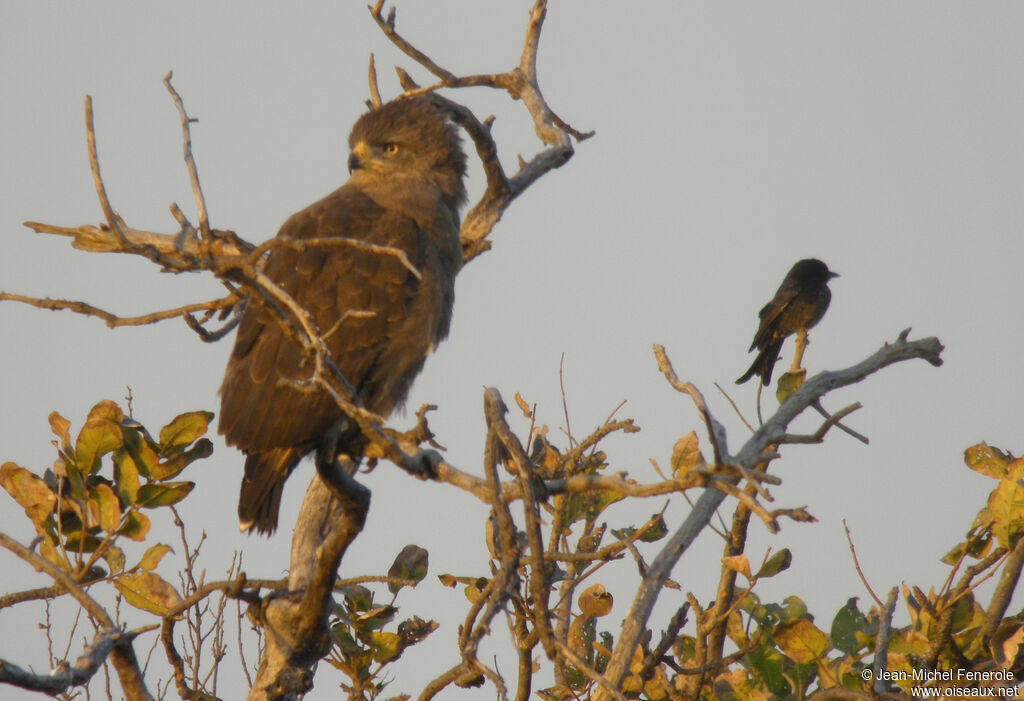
219 185 451 455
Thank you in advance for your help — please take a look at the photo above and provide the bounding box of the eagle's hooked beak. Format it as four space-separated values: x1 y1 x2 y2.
348 142 370 173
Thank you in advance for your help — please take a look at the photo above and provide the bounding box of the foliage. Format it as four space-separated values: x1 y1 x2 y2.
4 405 1024 701
0 400 212 614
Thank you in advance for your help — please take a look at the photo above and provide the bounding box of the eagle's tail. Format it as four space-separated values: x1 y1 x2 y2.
238 447 303 535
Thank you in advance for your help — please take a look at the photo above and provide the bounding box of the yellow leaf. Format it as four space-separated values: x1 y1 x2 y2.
578 584 613 618
513 392 532 418
964 442 1013 479
136 482 194 509
368 631 401 662
773 619 827 664
136 544 173 572
158 411 214 453
722 554 752 580
776 370 806 405
74 416 123 474
987 479 1024 549
113 451 140 504
118 511 151 541
670 432 704 475
114 572 182 615
0 462 56 530
49 411 72 452
91 483 122 532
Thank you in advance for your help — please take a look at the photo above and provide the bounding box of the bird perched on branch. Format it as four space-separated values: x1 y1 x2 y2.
218 96 467 534
736 258 838 387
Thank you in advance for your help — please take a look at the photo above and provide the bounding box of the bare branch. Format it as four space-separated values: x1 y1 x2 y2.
164 72 211 242
653 344 729 466
369 0 589 262
0 627 123 695
85 96 126 245
775 402 863 445
367 53 383 107
0 291 238 329
0 533 155 700
592 332 945 699
871 587 900 692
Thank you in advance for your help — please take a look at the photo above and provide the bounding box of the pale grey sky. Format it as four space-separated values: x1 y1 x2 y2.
2 2 1022 699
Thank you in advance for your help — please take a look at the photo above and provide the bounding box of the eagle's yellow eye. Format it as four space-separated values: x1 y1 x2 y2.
383 143 399 155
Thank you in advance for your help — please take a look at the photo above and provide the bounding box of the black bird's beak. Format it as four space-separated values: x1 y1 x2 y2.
829 271 840 279
347 152 361 174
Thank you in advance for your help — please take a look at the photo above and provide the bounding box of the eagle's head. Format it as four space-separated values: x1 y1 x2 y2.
348 95 468 211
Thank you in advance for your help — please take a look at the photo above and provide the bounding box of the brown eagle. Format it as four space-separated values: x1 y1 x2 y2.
219 96 467 534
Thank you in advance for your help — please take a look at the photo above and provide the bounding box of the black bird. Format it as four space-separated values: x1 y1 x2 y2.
736 258 838 386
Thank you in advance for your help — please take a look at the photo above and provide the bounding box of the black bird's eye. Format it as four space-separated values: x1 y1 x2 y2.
383 143 399 156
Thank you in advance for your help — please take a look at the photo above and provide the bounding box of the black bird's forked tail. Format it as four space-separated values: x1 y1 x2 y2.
736 340 784 387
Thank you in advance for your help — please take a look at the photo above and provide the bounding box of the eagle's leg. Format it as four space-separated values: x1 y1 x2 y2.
314 418 367 513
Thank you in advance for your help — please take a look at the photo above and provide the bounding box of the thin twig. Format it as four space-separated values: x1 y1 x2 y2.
164 72 211 242
843 519 885 609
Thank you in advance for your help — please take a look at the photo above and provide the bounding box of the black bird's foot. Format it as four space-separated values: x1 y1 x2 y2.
402 449 443 480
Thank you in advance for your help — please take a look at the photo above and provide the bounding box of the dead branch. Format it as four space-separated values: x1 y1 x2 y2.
370 0 591 261
591 331 945 700
164 71 211 243
0 291 238 329
0 628 124 695
0 533 155 701
871 588 900 692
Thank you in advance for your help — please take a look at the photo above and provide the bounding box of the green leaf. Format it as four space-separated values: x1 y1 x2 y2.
0 462 56 530
121 427 159 480
136 543 173 571
91 483 122 533
776 370 806 405
367 631 401 663
158 411 214 454
745 645 792 697
114 572 182 615
329 624 361 654
615 514 669 543
150 440 213 481
563 488 624 526
387 544 429 593
830 598 871 656
773 618 828 664
780 595 809 621
136 482 194 509
340 585 374 612
353 605 397 632
757 548 793 578
63 533 104 553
